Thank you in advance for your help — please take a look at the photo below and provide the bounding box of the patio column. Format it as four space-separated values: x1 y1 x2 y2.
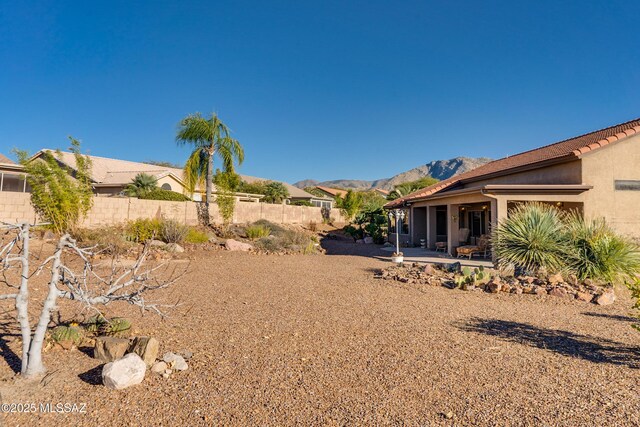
426 206 437 249
446 204 460 257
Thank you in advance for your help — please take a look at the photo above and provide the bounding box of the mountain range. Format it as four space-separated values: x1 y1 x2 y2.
293 157 493 191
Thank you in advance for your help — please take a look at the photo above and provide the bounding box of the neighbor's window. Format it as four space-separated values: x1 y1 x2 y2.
161 183 172 191
389 209 409 235
614 180 640 191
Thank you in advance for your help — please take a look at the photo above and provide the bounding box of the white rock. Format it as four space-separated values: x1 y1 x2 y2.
163 352 189 371
148 239 166 247
151 361 167 375
102 353 147 390
225 239 253 251
363 237 374 244
165 243 184 253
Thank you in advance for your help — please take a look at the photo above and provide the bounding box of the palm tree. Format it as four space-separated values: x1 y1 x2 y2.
125 173 158 197
176 113 244 222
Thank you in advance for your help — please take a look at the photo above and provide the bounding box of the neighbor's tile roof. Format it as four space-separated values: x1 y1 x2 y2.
316 186 348 198
387 117 640 207
0 153 15 164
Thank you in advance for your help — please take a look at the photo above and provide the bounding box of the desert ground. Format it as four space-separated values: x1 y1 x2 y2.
0 238 638 426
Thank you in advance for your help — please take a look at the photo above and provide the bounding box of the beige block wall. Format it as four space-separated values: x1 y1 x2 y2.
0 193 345 227
580 133 640 237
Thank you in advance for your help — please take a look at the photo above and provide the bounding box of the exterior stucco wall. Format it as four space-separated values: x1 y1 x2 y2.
580 133 640 237
462 160 582 188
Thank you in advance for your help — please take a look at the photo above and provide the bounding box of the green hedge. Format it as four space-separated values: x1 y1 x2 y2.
138 189 191 201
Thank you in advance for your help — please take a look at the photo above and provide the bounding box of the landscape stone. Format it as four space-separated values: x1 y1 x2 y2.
102 353 147 390
595 290 616 306
534 286 548 296
548 273 563 285
94 337 130 363
423 264 436 275
128 337 159 366
575 291 594 302
163 352 188 371
225 239 253 251
151 361 168 375
487 280 502 293
148 239 166 247
355 239 365 244
549 287 568 298
166 243 184 253
363 236 374 244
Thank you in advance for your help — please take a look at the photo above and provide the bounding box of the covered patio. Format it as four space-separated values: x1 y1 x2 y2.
388 184 589 259
379 245 493 268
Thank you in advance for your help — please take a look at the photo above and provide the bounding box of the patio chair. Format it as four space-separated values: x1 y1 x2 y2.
458 228 470 245
456 235 490 259
435 241 447 252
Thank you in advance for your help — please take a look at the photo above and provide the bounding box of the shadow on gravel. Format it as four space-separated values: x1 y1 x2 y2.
0 334 21 374
581 312 638 323
459 318 640 369
78 364 104 386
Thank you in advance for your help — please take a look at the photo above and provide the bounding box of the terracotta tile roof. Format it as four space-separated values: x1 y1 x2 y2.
0 153 15 164
316 186 348 198
387 117 640 207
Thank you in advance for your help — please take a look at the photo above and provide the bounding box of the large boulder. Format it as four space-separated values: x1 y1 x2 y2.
128 337 159 367
165 243 184 253
102 353 147 390
225 239 252 252
94 337 130 363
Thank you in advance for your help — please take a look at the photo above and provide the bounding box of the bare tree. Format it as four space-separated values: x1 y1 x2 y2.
0 222 185 378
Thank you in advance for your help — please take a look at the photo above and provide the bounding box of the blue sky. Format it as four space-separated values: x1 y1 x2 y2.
1 1 638 183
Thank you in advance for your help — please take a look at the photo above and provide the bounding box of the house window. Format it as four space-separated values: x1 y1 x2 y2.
161 183 172 191
389 209 409 235
615 180 640 191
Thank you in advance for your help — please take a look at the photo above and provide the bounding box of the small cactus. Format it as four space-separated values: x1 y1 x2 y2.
50 325 84 348
100 317 132 337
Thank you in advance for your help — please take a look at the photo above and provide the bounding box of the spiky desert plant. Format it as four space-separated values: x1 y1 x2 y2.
492 202 569 274
50 325 84 346
564 214 640 284
246 224 271 240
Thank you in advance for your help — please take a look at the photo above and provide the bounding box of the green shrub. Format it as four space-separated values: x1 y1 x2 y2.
290 200 312 207
262 182 289 204
253 226 319 254
125 173 158 197
15 137 93 233
564 214 640 283
126 218 162 242
492 202 569 274
161 219 189 243
246 224 271 240
138 188 190 201
185 228 209 244
336 190 363 221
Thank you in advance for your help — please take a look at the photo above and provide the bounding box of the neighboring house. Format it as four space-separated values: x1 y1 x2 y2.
386 117 640 255
373 188 390 197
314 186 348 199
1 150 328 206
243 176 334 208
0 154 28 193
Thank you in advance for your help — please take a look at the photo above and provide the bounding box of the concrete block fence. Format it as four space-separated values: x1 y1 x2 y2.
0 193 346 227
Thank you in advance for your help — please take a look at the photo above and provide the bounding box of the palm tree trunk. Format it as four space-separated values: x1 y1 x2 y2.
204 147 214 225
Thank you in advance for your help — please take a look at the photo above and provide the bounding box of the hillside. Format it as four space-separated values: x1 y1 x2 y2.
293 157 492 190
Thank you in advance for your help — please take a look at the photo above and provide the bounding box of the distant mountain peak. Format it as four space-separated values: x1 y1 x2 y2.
293 157 492 190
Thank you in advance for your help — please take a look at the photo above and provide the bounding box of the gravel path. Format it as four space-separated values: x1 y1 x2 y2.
1 241 639 426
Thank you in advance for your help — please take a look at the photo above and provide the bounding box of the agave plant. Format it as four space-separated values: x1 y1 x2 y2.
564 214 640 284
492 202 569 274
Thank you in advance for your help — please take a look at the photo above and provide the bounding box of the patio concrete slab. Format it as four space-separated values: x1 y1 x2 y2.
378 246 494 268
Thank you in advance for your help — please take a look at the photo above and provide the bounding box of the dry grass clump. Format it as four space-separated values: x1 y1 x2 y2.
250 220 320 254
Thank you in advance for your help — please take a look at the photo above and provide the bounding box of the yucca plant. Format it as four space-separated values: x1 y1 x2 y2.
564 214 640 284
492 202 569 274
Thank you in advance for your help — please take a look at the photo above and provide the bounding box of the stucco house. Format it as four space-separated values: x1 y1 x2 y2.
385 117 640 256
0 150 331 206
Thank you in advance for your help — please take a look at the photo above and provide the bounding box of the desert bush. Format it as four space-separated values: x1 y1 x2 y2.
161 219 189 243
73 225 134 255
336 190 363 221
138 188 191 201
184 228 209 244
262 182 290 204
253 225 319 254
246 224 271 240
15 137 93 233
125 218 162 242
253 219 286 234
290 200 312 207
308 221 317 232
564 214 640 283
344 224 364 241
492 202 569 274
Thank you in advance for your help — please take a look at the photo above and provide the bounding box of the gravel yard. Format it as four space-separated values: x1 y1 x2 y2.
1 240 639 426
